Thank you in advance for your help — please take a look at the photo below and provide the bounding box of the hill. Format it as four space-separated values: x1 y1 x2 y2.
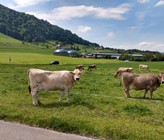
0 4 99 47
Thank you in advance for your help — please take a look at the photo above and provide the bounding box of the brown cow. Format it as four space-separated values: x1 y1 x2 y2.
87 64 96 71
75 64 84 71
28 68 82 105
121 72 162 99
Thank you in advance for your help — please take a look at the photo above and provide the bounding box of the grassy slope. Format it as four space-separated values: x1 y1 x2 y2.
0 33 164 139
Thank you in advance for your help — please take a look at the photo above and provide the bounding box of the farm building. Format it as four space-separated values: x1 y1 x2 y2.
81 52 121 59
53 49 68 56
68 50 80 57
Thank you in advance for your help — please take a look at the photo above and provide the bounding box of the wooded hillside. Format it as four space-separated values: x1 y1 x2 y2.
0 4 99 47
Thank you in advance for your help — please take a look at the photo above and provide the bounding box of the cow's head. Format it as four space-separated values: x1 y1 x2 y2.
160 72 164 84
114 71 119 78
156 72 164 84
71 69 82 81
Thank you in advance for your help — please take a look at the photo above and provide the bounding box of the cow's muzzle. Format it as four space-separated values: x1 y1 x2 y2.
75 78 80 81
162 81 164 84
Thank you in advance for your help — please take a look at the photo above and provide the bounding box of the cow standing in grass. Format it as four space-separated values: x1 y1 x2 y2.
114 67 133 78
28 68 82 105
139 64 149 71
121 72 163 99
75 64 84 71
114 67 133 86
87 64 96 71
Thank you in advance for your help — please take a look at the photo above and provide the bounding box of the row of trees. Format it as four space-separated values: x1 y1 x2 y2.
119 52 164 61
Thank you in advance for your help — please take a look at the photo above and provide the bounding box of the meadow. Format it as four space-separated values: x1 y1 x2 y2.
0 34 164 139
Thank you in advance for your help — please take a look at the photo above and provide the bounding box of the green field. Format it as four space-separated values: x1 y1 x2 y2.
0 33 164 139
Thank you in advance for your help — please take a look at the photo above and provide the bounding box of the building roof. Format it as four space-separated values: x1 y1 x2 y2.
68 50 79 54
54 49 68 53
53 49 68 56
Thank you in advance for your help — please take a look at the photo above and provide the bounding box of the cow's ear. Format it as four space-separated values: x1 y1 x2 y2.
156 74 161 80
70 71 75 75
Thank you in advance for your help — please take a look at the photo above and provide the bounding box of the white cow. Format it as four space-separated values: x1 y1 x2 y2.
139 64 149 71
28 68 82 105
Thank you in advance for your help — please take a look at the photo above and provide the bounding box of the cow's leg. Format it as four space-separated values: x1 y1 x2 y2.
143 89 148 98
36 92 41 105
124 87 131 98
150 89 154 99
119 79 122 86
66 90 70 103
31 88 38 105
59 90 64 102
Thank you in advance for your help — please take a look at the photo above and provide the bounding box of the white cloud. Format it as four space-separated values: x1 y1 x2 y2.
77 25 91 33
137 0 149 4
28 4 131 23
10 0 50 8
107 32 115 38
137 41 164 52
109 42 164 52
154 0 164 7
129 26 137 30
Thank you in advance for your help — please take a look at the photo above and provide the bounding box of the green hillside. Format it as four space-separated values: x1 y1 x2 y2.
0 4 99 47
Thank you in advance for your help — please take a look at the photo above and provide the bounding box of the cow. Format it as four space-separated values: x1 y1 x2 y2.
121 72 163 99
114 67 133 78
87 64 96 71
114 67 133 86
28 68 82 105
75 64 84 71
160 72 164 83
139 64 149 71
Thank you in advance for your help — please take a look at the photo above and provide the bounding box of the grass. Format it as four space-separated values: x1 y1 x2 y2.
0 34 164 139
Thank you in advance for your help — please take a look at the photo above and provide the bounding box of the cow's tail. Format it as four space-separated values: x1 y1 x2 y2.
28 85 31 94
27 69 31 94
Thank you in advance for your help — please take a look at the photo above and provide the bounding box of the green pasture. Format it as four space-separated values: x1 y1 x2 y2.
0 35 164 139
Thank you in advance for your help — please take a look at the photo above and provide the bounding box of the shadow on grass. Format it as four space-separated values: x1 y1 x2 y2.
38 97 96 110
129 96 164 101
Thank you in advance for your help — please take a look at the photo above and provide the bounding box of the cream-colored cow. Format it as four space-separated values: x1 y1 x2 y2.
114 67 133 78
139 64 149 71
28 68 82 105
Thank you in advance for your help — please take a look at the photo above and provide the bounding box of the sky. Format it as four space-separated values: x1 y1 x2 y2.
1 0 164 52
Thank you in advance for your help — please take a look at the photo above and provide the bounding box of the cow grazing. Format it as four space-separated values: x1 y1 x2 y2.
139 64 149 71
114 67 133 86
75 64 84 71
121 72 162 99
28 68 82 105
87 64 96 71
114 67 133 78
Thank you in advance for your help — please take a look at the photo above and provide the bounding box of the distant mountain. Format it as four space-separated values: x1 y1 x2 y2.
0 4 99 47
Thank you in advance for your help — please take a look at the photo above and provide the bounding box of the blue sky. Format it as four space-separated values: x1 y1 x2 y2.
1 0 164 52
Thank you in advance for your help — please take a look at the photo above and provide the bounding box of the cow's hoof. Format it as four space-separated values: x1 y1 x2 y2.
126 96 131 98
38 101 42 105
